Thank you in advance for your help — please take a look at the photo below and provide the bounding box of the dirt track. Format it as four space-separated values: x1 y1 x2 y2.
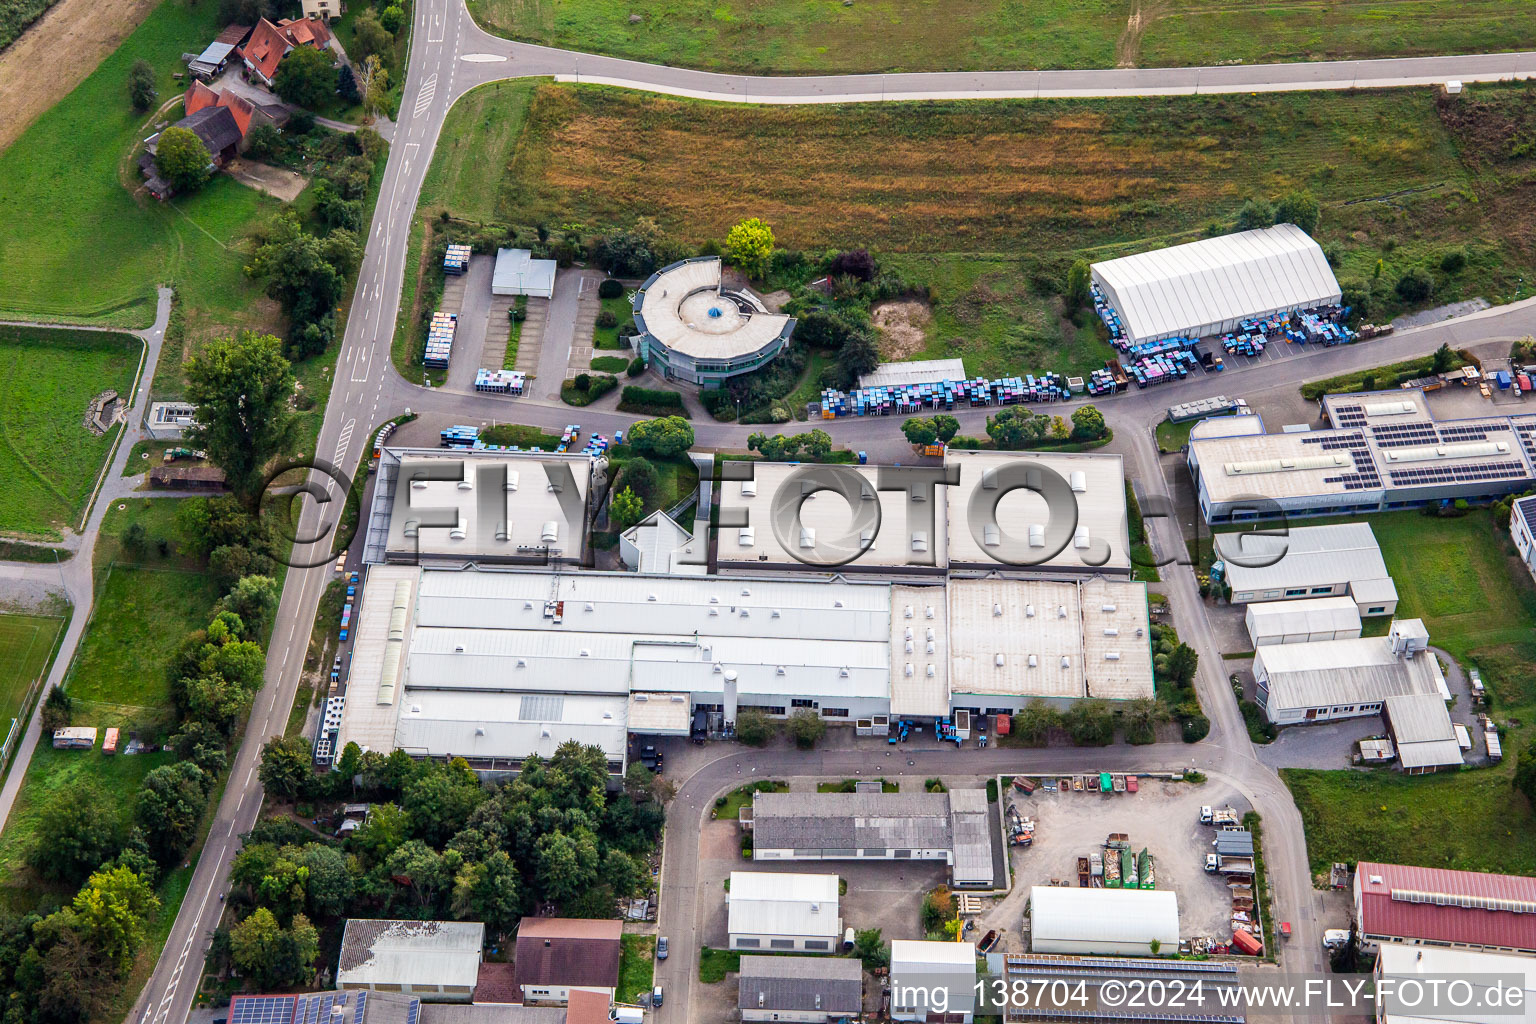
0 0 160 154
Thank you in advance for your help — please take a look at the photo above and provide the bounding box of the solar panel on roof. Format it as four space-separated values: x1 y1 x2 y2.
404 1000 421 1024
232 996 298 1024
353 991 368 1024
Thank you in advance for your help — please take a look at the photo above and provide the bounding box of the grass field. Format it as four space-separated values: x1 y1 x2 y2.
1155 417 1198 452
617 934 656 1003
0 613 66 744
0 0 283 340
0 327 140 538
1275 509 1536 879
467 0 1536 74
65 563 219 730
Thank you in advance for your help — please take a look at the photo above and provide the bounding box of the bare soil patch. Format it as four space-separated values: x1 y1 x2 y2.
226 158 310 202
871 299 932 359
0 0 160 154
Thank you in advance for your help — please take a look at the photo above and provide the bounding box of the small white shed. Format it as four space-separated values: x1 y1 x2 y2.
492 248 557 299
1245 596 1362 647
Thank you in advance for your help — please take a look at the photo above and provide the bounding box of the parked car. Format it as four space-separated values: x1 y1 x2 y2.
1322 929 1350 950
1204 853 1218 873
651 986 663 1008
657 936 668 960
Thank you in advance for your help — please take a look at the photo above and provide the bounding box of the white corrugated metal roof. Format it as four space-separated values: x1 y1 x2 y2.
1219 523 1390 593
891 940 977 968
1091 224 1341 343
890 584 949 717
1385 693 1463 770
728 872 841 939
1029 887 1180 948
860 358 969 388
394 690 628 762
1255 636 1445 712
337 919 484 988
1378 945 1536 1024
1246 596 1362 638
621 511 704 574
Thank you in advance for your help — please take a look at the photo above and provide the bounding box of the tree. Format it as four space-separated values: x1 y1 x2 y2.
29 782 125 885
155 126 211 194
987 406 1047 449
932 414 960 443
336 63 360 105
786 708 826 749
534 829 599 904
292 843 354 920
592 218 679 278
349 802 408 867
72 865 159 975
230 907 316 989
798 428 832 459
380 3 405 31
854 927 890 970
1062 699 1116 746
902 417 939 448
601 848 642 898
357 54 389 117
1120 698 1165 745
1049 416 1071 441
127 60 157 113
387 840 453 910
724 218 775 279
273 44 335 109
184 332 300 502
1235 196 1275 232
617 457 659 499
1431 342 1458 374
829 248 875 282
224 574 279 637
39 686 72 732
610 486 644 529
452 850 521 933
1395 267 1434 303
1166 643 1198 688
135 762 208 863
402 762 487 846
735 708 774 747
259 735 313 801
626 416 694 459
183 673 253 735
350 11 393 62
834 326 880 388
1014 700 1061 746
1065 259 1091 309
1070 404 1108 441
1274 189 1321 235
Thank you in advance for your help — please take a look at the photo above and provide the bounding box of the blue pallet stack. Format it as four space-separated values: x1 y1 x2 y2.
440 425 478 448
443 243 472 276
424 311 457 368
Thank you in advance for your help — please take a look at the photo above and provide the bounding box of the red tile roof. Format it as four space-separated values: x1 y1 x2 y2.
1357 862 1536 950
215 22 252 44
512 918 622 994
240 18 292 83
278 16 332 48
184 80 220 116
220 91 256 136
564 990 611 1024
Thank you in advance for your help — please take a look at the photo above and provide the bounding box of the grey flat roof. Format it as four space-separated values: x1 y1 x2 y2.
1219 522 1390 593
737 956 862 1013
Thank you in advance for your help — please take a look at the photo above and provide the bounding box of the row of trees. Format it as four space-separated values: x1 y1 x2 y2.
902 405 1109 451
2 516 278 1022
745 428 833 462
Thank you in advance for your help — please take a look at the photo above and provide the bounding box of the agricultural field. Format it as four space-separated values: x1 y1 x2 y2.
467 0 1536 74
440 80 1536 378
0 613 66 749
0 0 284 342
1279 509 1536 878
0 326 140 538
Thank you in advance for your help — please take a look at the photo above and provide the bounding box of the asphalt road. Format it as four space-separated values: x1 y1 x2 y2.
118 0 1536 1018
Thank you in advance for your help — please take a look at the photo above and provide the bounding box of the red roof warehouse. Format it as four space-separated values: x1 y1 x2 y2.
1354 861 1536 954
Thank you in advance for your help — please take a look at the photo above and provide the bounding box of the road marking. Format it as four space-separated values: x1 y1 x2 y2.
428 5 444 42
461 53 507 63
334 418 356 464
414 73 438 118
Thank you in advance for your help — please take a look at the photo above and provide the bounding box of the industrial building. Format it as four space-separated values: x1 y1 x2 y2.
1245 596 1362 646
1254 621 1444 725
1027 887 1181 956
1216 522 1398 617
998 955 1243 1023
1090 224 1341 344
1375 945 1536 1024
749 788 996 888
336 919 485 1001
511 918 621 1005
362 448 595 567
727 871 842 951
1354 862 1536 955
738 956 863 1023
492 248 557 299
891 940 977 1023
1382 693 1463 774
335 563 1155 773
618 510 704 575
1510 495 1536 585
1188 389 1536 524
632 258 796 387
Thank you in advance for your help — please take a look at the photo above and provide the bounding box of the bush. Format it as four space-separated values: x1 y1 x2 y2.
596 309 618 329
561 374 618 406
574 373 592 392
787 708 826 750
829 248 876 282
618 387 687 417
1395 268 1434 303
736 708 774 747
616 457 659 500
1440 249 1467 274
380 3 405 31
40 687 72 732
598 278 625 299
627 356 647 378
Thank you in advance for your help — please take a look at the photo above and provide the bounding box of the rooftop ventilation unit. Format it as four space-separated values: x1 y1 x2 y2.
1070 470 1087 493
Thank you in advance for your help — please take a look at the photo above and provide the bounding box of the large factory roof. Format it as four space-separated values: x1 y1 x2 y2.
1254 635 1445 712
1217 522 1391 594
1090 224 1341 343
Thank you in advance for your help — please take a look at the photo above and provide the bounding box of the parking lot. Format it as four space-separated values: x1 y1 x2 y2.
1000 776 1253 946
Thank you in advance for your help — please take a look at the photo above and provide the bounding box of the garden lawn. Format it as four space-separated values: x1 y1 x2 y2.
0 0 282 333
0 614 66 740
608 449 699 516
0 327 139 538
466 0 1534 74
617 934 656 1003
64 563 219 730
479 423 564 448
593 294 633 350
1155 418 1197 452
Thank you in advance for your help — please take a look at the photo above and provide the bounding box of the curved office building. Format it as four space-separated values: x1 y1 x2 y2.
632 257 796 388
